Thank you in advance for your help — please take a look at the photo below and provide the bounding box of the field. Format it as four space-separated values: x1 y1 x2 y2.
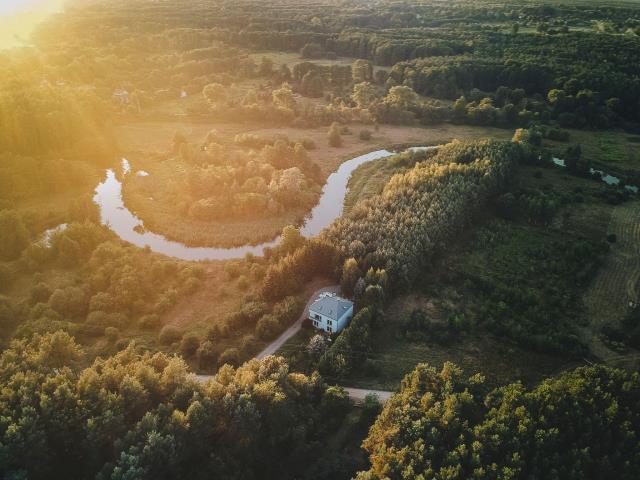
544 129 640 177
582 200 640 368
248 51 366 70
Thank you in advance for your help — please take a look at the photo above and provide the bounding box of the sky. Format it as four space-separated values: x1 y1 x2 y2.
0 0 64 16
0 0 65 48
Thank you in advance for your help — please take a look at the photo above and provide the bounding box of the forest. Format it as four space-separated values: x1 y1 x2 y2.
1 0 639 479
357 362 640 479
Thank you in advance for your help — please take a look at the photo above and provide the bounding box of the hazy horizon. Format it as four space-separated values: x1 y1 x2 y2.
0 0 65 49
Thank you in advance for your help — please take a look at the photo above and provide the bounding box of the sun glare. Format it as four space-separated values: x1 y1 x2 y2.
0 0 59 16
0 0 64 48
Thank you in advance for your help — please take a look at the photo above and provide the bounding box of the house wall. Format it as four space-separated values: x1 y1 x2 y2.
309 310 335 333
309 305 353 334
336 306 353 332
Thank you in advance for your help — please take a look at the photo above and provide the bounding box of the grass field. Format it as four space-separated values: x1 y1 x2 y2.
248 51 366 70
544 129 640 177
343 312 577 390
582 200 640 368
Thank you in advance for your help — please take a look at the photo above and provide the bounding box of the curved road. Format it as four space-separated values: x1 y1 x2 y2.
195 285 395 403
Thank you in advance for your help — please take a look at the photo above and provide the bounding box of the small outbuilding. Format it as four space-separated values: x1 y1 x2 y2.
308 293 353 334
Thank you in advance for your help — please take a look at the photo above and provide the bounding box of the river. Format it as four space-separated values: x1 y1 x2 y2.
93 147 438 261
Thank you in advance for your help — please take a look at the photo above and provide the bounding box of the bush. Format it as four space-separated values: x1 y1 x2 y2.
89 292 116 313
224 262 241 279
115 338 130 351
256 314 281 341
0 210 29 261
300 42 323 59
362 358 382 376
30 282 52 304
301 138 316 150
218 347 240 367
180 333 200 357
0 265 12 291
206 319 230 340
197 340 219 369
104 327 119 342
237 275 249 290
138 313 160 329
181 276 201 294
86 311 126 329
155 288 178 313
0 296 16 337
49 286 88 319
320 386 351 427
273 296 303 325
85 310 110 328
328 122 342 147
159 325 182 345
240 334 258 356
359 129 372 141
360 393 383 425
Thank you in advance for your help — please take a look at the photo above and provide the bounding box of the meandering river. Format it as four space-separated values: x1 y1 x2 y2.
93 147 438 261
93 147 638 261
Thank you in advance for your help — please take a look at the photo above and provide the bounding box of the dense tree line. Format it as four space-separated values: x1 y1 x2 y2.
0 332 351 480
1 221 203 348
0 47 112 155
17 0 639 135
390 28 640 126
324 141 524 288
357 362 640 480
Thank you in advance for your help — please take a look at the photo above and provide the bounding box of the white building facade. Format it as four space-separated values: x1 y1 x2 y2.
308 294 354 334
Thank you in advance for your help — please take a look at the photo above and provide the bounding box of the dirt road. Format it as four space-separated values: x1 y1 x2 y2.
255 285 341 359
194 284 396 402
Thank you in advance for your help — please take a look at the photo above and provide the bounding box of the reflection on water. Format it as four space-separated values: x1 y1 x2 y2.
94 148 437 260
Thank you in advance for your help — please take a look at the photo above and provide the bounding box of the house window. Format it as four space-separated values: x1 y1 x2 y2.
314 314 321 320
327 326 332 333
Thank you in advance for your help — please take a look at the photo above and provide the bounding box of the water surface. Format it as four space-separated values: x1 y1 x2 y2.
552 157 638 193
94 148 436 260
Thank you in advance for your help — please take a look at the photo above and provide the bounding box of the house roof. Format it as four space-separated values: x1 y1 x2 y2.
309 296 353 321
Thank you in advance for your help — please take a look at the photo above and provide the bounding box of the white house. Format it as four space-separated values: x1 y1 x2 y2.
308 293 353 334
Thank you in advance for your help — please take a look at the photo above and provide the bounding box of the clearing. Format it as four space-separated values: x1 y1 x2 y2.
582 200 640 368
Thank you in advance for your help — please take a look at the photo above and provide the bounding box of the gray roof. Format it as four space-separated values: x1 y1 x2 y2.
309 296 353 321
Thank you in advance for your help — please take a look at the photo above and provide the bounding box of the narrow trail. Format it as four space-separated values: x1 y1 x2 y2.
581 201 640 369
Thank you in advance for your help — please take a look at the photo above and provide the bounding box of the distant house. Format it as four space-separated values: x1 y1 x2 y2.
308 294 353 334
